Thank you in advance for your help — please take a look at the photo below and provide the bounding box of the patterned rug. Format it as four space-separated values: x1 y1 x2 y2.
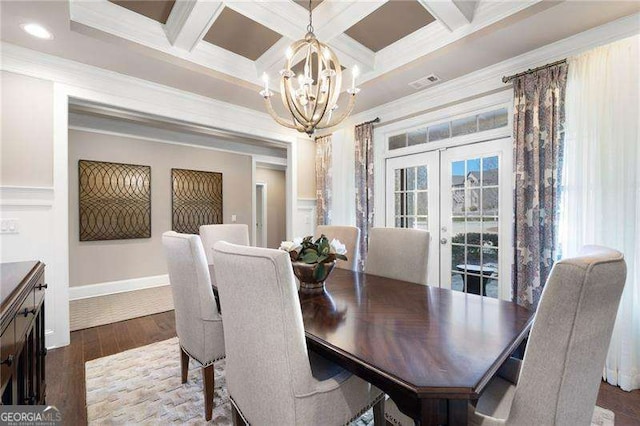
85 338 373 425
85 338 614 425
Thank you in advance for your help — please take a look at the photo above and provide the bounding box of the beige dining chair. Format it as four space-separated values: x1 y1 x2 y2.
199 224 250 264
385 245 627 426
365 227 430 285
212 241 385 425
162 231 225 421
315 225 360 271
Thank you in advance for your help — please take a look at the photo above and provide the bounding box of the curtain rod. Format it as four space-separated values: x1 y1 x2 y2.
357 117 381 126
502 59 567 83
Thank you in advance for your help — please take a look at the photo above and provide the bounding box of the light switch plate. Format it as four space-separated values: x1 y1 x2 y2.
0 218 20 234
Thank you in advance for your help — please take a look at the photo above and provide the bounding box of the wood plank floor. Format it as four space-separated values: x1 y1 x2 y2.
46 311 640 425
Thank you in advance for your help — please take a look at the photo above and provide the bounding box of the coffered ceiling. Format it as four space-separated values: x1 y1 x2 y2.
109 0 176 24
2 1 639 115
66 0 530 89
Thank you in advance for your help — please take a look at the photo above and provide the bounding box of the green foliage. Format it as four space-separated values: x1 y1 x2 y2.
287 234 348 266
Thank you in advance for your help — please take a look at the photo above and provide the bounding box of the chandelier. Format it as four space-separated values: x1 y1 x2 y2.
260 0 360 136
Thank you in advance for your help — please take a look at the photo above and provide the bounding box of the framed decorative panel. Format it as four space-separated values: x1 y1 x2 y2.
171 168 223 234
79 160 151 241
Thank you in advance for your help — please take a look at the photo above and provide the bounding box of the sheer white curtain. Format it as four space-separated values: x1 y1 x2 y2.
559 35 640 391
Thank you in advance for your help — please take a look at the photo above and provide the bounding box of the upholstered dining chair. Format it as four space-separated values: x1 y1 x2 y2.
212 242 385 425
365 227 430 285
199 224 250 264
162 231 225 421
315 225 360 271
385 245 627 426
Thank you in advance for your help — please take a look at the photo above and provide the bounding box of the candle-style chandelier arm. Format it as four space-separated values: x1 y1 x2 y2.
262 96 304 132
315 92 357 130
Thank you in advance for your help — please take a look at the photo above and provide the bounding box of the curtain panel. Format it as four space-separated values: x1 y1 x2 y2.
315 134 333 227
512 63 568 310
354 122 374 272
559 36 639 391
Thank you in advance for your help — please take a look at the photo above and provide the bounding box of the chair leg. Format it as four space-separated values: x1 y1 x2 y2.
373 397 384 425
180 347 189 384
231 403 245 426
203 364 215 421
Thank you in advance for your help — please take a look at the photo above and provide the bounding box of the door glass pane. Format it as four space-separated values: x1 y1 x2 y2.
467 189 481 215
393 164 429 232
394 169 402 191
482 156 499 185
406 167 416 190
406 192 415 216
466 159 481 187
449 154 500 298
417 192 428 215
417 166 428 190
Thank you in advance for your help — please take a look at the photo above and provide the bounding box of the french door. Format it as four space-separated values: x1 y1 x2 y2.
386 139 512 299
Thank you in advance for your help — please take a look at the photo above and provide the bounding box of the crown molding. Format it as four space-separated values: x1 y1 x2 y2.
0 42 297 143
347 11 640 128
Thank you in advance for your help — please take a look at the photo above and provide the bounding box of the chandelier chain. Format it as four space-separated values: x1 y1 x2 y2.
307 0 313 33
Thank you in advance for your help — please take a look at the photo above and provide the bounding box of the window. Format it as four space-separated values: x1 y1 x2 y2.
388 107 509 151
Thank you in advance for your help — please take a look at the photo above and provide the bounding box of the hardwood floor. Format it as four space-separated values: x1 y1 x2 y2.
46 311 177 425
47 311 640 425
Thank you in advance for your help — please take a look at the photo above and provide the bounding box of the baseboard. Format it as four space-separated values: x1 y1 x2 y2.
69 274 170 301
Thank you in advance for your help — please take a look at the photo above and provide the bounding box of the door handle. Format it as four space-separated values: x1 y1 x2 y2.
440 237 448 245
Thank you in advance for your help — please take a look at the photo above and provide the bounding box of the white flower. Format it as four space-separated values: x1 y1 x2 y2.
329 239 347 256
279 239 301 252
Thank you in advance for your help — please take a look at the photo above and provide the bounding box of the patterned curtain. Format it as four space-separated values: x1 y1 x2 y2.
315 134 332 226
512 63 568 309
354 122 375 272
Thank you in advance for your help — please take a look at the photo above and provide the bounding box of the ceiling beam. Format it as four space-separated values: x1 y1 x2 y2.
236 1 377 81
165 0 224 51
224 1 305 40
417 0 477 31
313 0 388 40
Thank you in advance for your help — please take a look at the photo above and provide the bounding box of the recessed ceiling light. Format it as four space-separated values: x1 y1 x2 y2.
20 23 53 40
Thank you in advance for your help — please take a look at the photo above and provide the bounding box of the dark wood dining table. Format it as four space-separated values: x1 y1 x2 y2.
299 268 533 426
209 265 534 426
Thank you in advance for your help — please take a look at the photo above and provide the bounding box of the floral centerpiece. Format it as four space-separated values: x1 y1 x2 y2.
280 235 347 291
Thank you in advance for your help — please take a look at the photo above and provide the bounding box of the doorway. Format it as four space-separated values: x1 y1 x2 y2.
386 138 512 299
255 183 267 248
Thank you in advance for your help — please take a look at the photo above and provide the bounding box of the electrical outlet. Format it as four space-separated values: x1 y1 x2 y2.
0 218 20 234
231 215 237 223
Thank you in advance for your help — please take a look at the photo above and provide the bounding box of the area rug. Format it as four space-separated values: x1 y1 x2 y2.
85 338 614 425
85 337 373 425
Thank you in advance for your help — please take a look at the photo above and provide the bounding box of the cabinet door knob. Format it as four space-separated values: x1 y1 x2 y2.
1 354 14 366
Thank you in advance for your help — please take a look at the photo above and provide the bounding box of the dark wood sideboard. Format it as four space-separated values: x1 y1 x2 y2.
1 261 47 405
